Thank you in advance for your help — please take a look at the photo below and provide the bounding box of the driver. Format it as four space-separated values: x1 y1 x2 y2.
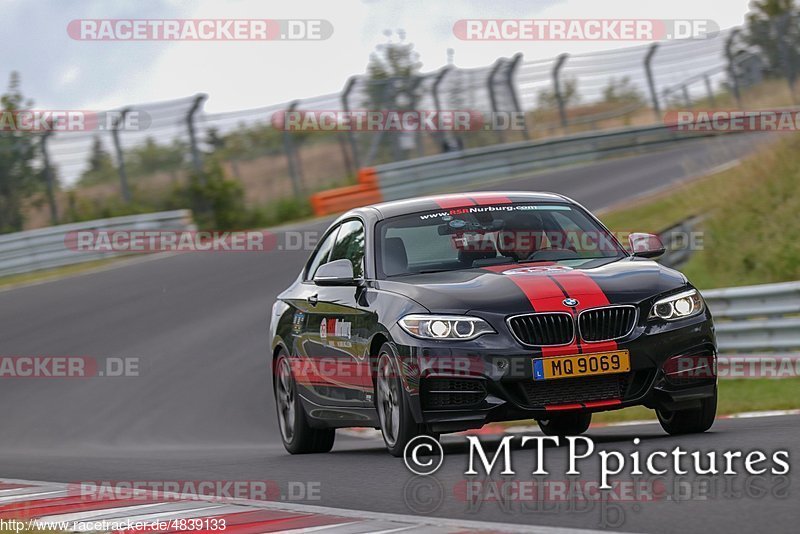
496 212 546 261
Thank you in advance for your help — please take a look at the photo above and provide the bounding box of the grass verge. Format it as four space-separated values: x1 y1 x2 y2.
593 378 800 423
600 133 800 288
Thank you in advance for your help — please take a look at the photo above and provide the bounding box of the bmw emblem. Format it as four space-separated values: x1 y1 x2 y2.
563 298 579 307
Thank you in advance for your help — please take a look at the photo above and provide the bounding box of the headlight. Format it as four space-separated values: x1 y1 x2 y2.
649 289 704 321
398 314 495 340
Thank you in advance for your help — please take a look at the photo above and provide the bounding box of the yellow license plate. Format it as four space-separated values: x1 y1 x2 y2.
533 351 630 381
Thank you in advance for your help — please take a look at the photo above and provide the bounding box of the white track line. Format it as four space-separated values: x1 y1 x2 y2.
0 477 632 534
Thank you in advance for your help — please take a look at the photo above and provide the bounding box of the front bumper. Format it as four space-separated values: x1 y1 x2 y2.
390 310 717 433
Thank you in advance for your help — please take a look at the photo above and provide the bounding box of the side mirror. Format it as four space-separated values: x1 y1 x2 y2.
313 258 356 286
629 233 666 259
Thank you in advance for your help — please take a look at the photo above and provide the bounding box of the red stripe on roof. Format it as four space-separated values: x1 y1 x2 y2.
433 196 476 209
470 194 512 205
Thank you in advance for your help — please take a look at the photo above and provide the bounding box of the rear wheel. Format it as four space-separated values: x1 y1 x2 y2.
538 412 592 437
375 344 437 457
274 353 335 454
656 387 717 435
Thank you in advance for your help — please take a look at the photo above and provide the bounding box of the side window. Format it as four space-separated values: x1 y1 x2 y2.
329 220 366 278
305 228 339 281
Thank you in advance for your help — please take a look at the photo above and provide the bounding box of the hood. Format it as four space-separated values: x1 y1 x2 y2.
376 258 688 315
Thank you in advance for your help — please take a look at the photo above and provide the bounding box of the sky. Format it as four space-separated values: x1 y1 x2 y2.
1 0 754 114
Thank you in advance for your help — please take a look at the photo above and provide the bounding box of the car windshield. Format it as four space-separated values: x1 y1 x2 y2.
376 202 627 278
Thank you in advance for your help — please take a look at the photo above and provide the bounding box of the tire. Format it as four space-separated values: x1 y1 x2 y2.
538 412 592 437
656 387 717 435
375 344 437 457
274 352 335 454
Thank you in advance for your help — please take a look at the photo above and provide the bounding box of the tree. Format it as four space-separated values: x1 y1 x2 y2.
127 137 186 177
537 78 580 109
744 0 800 77
78 136 117 186
364 29 422 110
0 73 40 233
602 76 644 105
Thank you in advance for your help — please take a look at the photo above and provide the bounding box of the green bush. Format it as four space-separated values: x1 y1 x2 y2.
170 157 312 230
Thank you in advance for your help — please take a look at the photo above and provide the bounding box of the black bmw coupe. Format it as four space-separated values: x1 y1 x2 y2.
270 192 717 455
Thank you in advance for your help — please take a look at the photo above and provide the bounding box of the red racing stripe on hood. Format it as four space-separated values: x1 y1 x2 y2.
484 264 618 354
548 271 618 353
482 264 579 357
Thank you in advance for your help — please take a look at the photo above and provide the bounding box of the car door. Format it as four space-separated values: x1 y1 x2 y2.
286 225 339 401
303 219 372 407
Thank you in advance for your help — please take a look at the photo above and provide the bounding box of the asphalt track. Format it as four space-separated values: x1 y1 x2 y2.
1 133 797 533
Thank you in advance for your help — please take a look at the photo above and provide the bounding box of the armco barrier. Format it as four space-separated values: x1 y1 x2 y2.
309 122 737 216
372 123 732 202
0 210 195 277
703 281 800 355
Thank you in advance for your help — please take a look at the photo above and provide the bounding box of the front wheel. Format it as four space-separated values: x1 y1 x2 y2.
274 353 335 454
375 345 437 457
656 387 717 435
538 412 592 437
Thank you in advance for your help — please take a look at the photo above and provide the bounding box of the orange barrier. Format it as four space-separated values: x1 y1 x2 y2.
309 168 383 216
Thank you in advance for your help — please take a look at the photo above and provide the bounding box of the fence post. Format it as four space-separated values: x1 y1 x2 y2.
341 77 361 170
725 29 741 107
405 75 425 159
186 94 207 174
644 43 660 120
282 100 304 197
40 132 59 224
506 52 529 140
704 74 716 107
110 108 131 204
488 58 507 142
682 85 693 109
775 13 797 102
432 65 452 149
552 53 569 128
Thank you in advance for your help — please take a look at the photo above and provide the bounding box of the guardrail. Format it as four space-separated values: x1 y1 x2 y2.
0 210 195 277
374 124 735 202
703 281 800 355
310 123 738 215
656 215 703 269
